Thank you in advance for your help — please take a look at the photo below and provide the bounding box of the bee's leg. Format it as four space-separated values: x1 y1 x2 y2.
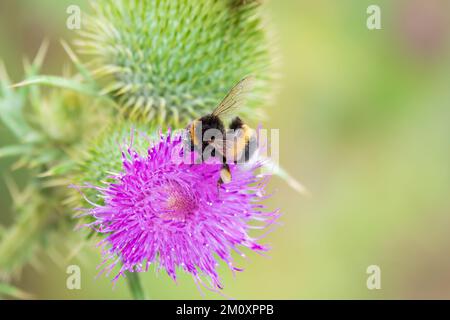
217 177 223 194
219 163 231 184
217 163 231 195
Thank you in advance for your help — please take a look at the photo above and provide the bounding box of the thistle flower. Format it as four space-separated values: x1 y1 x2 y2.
76 0 275 125
77 130 278 290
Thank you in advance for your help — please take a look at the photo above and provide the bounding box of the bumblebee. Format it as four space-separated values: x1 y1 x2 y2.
185 76 257 188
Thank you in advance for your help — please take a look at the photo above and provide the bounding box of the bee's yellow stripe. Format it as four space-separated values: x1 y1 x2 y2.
190 120 199 146
231 124 254 161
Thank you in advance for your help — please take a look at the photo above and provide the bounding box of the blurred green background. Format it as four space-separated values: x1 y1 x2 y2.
1 0 450 299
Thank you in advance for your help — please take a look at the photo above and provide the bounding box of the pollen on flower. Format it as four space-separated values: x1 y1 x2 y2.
77 130 279 292
158 180 198 222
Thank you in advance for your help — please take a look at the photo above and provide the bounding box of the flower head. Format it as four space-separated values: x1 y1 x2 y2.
79 130 278 290
77 0 275 125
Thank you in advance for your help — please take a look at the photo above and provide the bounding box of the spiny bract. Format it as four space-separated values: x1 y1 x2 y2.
76 0 274 125
69 120 153 207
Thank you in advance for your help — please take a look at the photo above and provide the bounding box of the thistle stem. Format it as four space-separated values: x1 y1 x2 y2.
125 271 146 300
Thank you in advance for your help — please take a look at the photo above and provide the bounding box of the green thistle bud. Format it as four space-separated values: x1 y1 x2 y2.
68 119 156 208
76 0 275 126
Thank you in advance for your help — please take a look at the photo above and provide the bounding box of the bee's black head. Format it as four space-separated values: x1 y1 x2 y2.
199 113 224 141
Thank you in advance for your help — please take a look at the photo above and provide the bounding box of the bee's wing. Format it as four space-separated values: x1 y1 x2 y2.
211 76 254 118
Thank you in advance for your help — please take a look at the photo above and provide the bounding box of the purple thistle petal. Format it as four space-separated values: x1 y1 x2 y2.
79 130 279 291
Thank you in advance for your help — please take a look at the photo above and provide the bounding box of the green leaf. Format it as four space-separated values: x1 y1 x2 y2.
11 76 100 97
0 145 31 158
38 160 76 177
0 75 32 139
0 97 31 139
0 190 51 276
60 40 95 83
0 283 33 300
